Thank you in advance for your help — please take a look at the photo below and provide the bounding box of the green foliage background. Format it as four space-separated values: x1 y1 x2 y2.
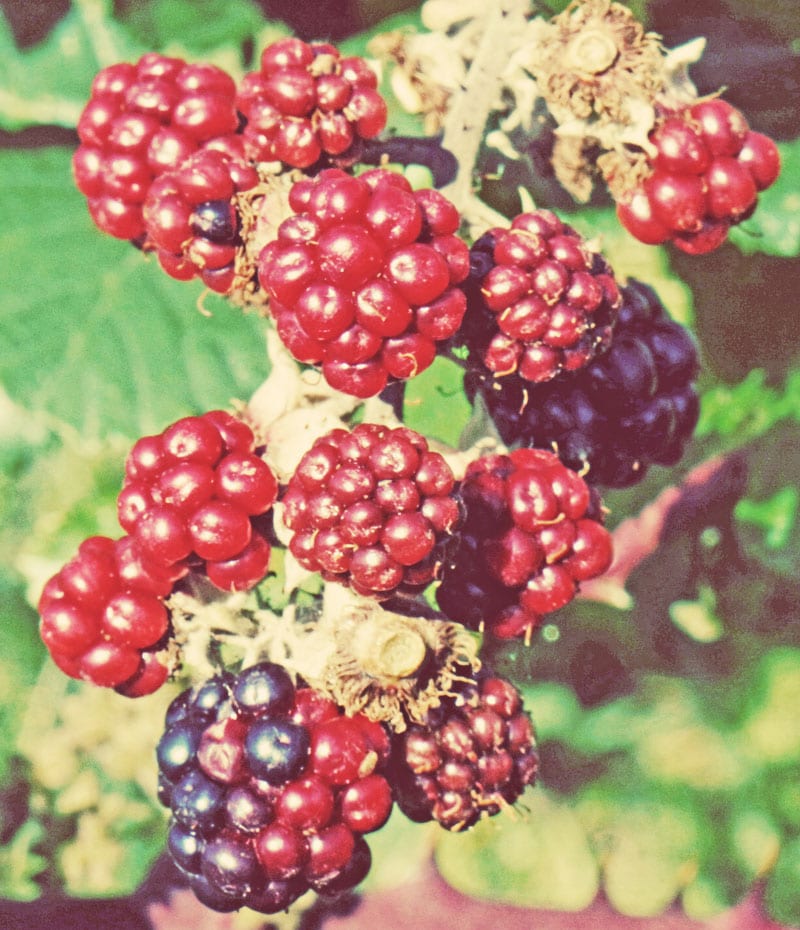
0 0 799 924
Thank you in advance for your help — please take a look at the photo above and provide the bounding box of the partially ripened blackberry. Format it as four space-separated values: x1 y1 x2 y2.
118 409 278 591
73 53 240 241
389 674 538 831
37 534 182 695
143 148 259 293
280 423 462 598
237 37 387 169
436 449 612 639
467 279 701 488
156 663 393 912
615 99 781 254
257 167 469 397
458 210 621 384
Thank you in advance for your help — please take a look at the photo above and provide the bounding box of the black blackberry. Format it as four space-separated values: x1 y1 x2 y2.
467 280 700 487
155 662 394 913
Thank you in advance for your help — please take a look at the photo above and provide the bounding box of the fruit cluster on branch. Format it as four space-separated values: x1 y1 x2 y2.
42 1 783 915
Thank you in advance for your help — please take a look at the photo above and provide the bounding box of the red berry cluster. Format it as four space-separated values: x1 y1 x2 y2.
37 535 180 696
143 147 260 293
157 663 393 912
237 37 387 168
437 449 613 639
281 423 461 597
119 410 278 592
390 675 538 830
616 99 781 254
73 53 240 240
258 167 469 397
462 210 621 383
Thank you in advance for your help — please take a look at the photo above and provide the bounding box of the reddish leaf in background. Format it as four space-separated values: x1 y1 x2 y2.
578 453 748 608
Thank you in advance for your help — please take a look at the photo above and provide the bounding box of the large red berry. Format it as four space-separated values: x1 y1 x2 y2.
460 211 621 384
37 534 178 695
120 410 277 591
281 422 460 597
74 54 240 240
157 666 393 912
436 449 612 639
616 101 780 254
237 38 387 169
258 168 468 397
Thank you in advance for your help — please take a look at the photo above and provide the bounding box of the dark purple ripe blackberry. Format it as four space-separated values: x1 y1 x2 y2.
467 279 700 487
155 662 394 914
389 674 538 831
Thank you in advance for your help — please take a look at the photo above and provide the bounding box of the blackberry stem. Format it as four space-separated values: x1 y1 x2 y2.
439 0 530 229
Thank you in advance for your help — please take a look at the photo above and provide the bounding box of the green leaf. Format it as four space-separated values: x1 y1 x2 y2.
435 788 600 910
766 835 800 926
402 356 472 448
739 648 800 766
735 486 799 550
728 138 800 258
696 368 800 442
0 0 143 131
0 148 270 438
0 820 48 900
120 0 267 57
0 573 46 783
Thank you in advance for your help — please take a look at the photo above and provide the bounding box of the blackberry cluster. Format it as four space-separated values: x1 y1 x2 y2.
156 662 393 912
258 167 469 397
143 147 259 293
237 37 387 169
436 449 612 639
281 423 461 597
459 210 621 384
616 99 781 254
467 279 701 487
389 674 538 831
37 535 179 696
118 410 278 592
73 53 240 241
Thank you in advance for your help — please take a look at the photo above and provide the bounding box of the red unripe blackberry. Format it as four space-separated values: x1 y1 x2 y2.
237 38 387 169
142 148 259 292
74 54 239 240
119 410 277 591
156 666 394 911
282 423 460 597
459 211 621 384
258 168 469 397
390 674 538 830
466 279 701 488
616 101 780 254
436 449 612 638
38 534 177 694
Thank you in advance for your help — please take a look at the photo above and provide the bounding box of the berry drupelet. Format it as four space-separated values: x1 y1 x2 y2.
389 674 538 831
280 422 462 598
436 448 613 639
458 209 621 384
467 279 701 487
616 98 781 254
118 409 278 592
73 53 240 241
237 37 387 169
156 662 393 912
257 167 470 397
